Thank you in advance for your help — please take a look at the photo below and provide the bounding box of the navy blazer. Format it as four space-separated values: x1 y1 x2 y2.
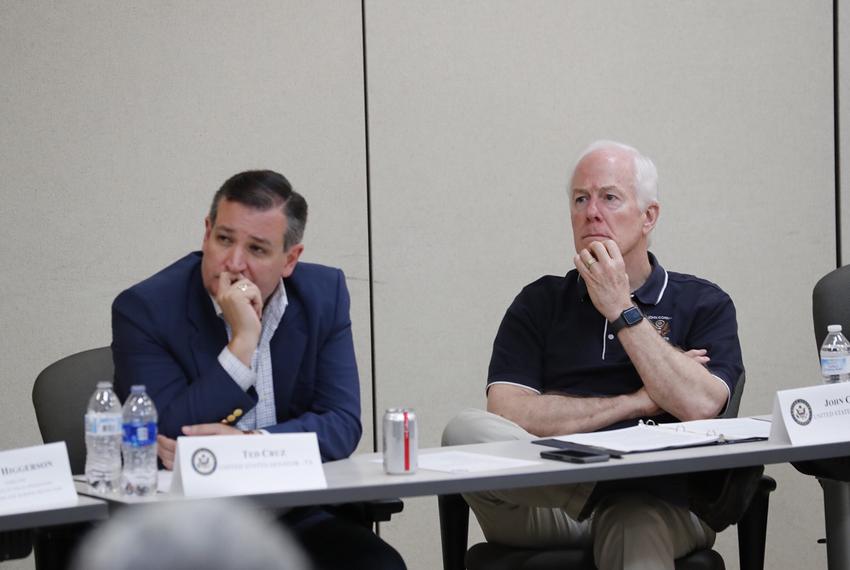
111 252 362 461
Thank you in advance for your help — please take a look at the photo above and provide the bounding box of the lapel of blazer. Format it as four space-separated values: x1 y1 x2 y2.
186 264 228 378
270 287 307 422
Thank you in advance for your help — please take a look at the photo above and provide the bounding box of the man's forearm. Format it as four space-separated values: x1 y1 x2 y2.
487 384 655 437
617 320 728 420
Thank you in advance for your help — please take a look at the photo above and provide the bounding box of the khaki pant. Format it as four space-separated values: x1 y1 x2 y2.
442 409 715 570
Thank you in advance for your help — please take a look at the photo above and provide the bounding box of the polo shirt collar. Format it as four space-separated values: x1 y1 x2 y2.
575 252 669 306
632 252 668 305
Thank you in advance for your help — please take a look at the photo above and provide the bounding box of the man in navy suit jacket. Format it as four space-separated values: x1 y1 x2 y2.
112 170 404 570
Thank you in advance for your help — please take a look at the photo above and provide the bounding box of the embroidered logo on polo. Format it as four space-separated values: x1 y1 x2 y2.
646 315 671 340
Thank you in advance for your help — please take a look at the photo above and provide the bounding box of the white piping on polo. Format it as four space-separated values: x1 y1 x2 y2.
485 380 542 395
655 269 669 304
601 319 609 360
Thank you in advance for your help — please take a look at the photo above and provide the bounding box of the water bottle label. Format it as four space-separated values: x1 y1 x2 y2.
123 422 158 446
821 355 850 375
85 414 122 436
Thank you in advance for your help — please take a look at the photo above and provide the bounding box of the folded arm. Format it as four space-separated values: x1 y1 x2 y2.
487 383 659 437
112 290 257 439
616 320 727 420
575 240 729 421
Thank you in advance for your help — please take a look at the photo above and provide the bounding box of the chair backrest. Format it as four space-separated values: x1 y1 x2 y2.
723 371 745 419
32 347 114 474
812 264 850 350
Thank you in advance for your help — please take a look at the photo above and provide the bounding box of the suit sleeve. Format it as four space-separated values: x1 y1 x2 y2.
265 269 362 462
112 290 257 439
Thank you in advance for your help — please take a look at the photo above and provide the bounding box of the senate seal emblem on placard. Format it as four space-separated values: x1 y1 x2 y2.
191 448 217 476
790 399 813 426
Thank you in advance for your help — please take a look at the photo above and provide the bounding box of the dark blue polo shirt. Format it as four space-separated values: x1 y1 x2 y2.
488 253 744 430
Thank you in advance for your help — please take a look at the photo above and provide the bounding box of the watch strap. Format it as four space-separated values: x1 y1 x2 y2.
610 306 643 335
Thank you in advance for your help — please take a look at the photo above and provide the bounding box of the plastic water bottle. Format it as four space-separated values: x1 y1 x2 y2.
84 381 122 492
820 324 850 383
121 385 158 496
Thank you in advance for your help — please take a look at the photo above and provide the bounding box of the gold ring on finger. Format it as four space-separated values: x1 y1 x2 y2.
585 259 597 269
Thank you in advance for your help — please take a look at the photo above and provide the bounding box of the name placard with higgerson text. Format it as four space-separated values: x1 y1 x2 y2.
171 433 327 498
770 383 850 445
0 442 77 516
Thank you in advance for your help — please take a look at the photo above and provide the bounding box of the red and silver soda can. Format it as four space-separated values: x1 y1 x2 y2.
383 408 418 474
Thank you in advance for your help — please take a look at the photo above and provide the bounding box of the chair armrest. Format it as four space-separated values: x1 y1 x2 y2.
326 499 404 528
438 494 470 570
364 498 404 523
737 475 777 570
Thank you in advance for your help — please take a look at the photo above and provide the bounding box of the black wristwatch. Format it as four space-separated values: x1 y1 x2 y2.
610 306 644 335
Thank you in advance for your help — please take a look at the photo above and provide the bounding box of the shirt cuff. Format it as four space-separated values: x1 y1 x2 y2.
218 347 256 391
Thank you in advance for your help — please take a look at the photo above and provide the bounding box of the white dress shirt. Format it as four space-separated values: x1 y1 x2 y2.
211 279 288 430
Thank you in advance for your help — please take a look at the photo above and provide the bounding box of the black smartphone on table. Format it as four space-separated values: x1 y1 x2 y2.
540 448 610 463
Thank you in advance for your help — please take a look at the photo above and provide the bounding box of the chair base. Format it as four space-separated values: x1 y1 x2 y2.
466 542 724 570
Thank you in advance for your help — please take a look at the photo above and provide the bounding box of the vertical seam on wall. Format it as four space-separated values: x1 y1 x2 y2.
361 0 378 454
835 0 842 268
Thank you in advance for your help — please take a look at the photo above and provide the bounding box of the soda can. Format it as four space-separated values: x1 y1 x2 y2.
383 408 418 474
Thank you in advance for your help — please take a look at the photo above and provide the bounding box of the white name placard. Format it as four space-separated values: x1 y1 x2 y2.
171 433 327 498
0 442 77 516
770 383 850 445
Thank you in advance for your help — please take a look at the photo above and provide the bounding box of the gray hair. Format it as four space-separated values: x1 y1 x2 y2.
573 140 658 211
71 499 311 570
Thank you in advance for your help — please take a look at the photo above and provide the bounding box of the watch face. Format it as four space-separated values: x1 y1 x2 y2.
623 306 643 326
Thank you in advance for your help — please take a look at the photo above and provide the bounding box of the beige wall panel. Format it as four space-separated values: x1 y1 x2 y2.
367 1 834 569
0 0 369 521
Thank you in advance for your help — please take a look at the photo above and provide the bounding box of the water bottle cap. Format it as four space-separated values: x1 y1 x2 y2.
828 324 843 333
130 385 146 393
95 381 112 389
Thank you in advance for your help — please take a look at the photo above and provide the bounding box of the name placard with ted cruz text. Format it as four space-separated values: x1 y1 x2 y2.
171 433 326 498
770 383 850 445
0 442 77 516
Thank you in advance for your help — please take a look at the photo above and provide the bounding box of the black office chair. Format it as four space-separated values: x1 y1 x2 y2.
28 346 402 568
791 265 850 565
807 264 850 482
439 373 777 570
32 347 113 474
0 348 111 568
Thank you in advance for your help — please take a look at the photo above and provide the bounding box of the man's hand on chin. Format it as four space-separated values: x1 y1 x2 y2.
216 271 263 366
573 239 632 321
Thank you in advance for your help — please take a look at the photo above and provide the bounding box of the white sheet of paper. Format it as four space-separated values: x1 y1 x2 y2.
662 417 772 441
0 442 77 516
555 424 718 453
418 451 540 473
770 383 850 445
171 433 326 498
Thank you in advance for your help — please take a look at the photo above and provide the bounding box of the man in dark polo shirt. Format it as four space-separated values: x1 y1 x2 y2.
443 140 743 570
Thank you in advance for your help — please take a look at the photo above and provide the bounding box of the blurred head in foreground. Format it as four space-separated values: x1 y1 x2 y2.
72 499 310 570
